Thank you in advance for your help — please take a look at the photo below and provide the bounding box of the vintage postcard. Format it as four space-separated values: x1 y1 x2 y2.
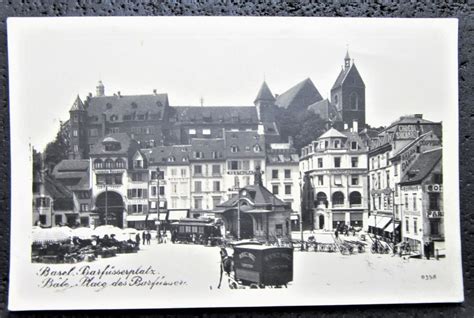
7 17 463 310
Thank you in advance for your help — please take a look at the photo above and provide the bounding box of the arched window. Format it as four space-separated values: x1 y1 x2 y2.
105 159 114 169
350 92 359 110
332 191 345 206
315 192 328 208
253 144 261 153
168 156 175 162
94 159 103 169
349 191 362 206
115 158 125 169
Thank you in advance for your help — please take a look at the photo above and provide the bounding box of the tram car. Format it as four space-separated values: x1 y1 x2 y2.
170 218 223 245
219 242 293 289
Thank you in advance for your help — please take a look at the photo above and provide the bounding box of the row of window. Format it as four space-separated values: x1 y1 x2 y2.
230 144 262 153
94 158 127 169
305 156 360 169
313 191 362 207
313 174 360 186
271 169 292 179
272 184 292 195
193 180 221 193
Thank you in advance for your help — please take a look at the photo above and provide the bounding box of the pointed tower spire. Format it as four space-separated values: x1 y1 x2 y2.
254 81 275 104
344 49 351 70
70 95 85 111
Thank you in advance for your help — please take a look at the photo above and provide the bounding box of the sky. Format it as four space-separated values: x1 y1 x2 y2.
7 17 458 151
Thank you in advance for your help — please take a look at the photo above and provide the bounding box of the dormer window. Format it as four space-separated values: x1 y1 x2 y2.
110 115 118 121
168 156 176 162
131 102 138 109
106 103 112 110
230 145 239 153
334 140 341 148
245 146 250 152
351 141 358 150
194 151 203 159
253 144 261 153
134 159 143 169
189 129 196 135
156 101 163 107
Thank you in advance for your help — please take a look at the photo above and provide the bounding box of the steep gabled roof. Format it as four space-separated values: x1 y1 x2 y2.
275 78 322 110
70 95 85 111
254 81 275 103
224 130 266 159
216 184 288 209
144 144 193 165
400 148 442 185
331 63 365 90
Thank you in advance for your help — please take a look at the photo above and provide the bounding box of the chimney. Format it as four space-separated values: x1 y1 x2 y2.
344 123 348 130
153 89 157 95
117 91 121 98
288 136 294 147
353 120 359 132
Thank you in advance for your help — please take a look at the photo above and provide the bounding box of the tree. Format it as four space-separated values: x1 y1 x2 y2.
44 123 70 168
274 108 327 153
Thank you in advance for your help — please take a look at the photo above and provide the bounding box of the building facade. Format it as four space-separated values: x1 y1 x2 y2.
300 126 369 231
367 115 442 243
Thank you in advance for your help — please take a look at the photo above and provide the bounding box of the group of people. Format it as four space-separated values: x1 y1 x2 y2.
135 231 152 246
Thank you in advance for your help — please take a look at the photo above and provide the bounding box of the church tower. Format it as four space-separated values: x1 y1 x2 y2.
254 81 276 122
69 95 87 159
330 50 366 130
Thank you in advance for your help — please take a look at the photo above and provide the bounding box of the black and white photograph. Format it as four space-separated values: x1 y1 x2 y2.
7 17 462 310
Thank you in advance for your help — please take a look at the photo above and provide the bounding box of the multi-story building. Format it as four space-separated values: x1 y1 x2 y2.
300 126 369 231
223 130 266 196
265 137 300 214
399 147 443 258
89 133 142 228
33 168 76 228
189 138 226 218
52 159 94 227
367 115 442 243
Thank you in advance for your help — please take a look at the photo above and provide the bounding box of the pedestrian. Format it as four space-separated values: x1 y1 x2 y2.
135 233 141 247
163 231 168 244
157 230 161 244
146 232 151 245
335 229 339 239
142 231 146 244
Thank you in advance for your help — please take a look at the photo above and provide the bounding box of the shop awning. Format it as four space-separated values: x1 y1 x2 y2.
384 223 400 233
367 215 376 227
376 216 392 230
127 214 147 221
168 209 188 221
245 209 272 213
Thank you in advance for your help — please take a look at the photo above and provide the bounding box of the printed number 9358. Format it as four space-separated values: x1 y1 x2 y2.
421 274 437 280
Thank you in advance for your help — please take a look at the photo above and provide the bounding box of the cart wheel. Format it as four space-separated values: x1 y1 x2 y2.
249 283 259 289
229 279 238 289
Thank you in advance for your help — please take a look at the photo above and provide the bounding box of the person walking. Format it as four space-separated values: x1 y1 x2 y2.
135 233 141 247
146 232 151 245
142 231 146 244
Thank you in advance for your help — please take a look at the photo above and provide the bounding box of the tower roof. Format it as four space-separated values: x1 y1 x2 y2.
345 50 350 60
254 81 275 103
70 95 85 111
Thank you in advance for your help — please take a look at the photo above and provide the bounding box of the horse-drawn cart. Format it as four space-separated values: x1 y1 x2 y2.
218 242 293 289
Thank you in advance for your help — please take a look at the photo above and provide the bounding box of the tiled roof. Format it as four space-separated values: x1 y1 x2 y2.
267 154 299 164
144 144 193 165
170 106 258 124
318 127 347 139
341 130 369 151
52 160 90 191
254 81 275 103
85 94 168 123
307 99 341 121
89 133 135 156
190 138 226 161
275 78 322 110
400 148 442 185
385 115 436 132
42 174 74 211
224 130 266 158
217 184 288 209
70 95 85 111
